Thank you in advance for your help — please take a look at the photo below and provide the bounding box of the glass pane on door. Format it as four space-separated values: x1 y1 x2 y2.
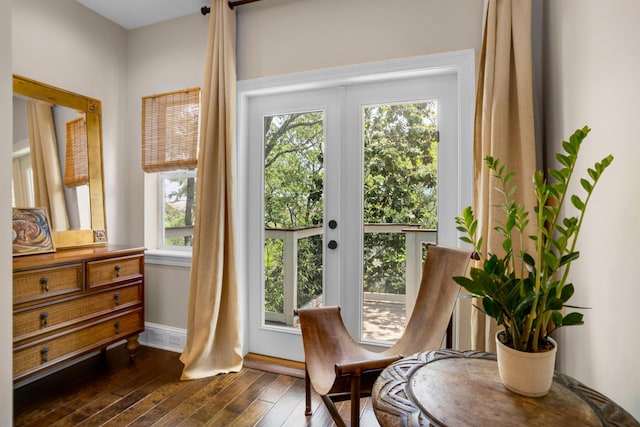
263 112 324 328
362 101 439 343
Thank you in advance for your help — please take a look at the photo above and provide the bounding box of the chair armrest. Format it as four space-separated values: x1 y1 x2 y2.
335 355 403 376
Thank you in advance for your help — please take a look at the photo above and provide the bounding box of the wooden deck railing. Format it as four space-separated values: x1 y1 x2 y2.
264 224 437 327
164 223 438 334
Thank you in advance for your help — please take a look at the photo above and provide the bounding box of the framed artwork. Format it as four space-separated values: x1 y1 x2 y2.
12 207 56 256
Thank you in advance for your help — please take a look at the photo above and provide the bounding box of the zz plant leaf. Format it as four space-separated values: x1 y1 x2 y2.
453 126 613 352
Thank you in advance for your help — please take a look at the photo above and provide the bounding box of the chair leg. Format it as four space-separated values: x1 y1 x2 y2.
305 367 312 416
350 374 361 427
321 395 347 427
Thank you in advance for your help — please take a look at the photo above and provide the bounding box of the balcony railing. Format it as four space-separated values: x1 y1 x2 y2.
164 223 438 340
264 224 437 330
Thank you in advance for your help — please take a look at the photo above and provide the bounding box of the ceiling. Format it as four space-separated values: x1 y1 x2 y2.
76 0 211 30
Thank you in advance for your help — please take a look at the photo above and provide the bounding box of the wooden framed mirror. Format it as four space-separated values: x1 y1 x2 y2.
12 75 107 248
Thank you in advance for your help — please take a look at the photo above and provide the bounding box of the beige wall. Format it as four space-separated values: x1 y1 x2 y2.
127 14 209 328
237 0 484 80
144 265 191 328
1 0 13 422
134 0 484 329
12 0 129 245
6 0 638 421
544 0 640 418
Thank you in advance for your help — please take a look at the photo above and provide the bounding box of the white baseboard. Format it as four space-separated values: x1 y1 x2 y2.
139 322 186 354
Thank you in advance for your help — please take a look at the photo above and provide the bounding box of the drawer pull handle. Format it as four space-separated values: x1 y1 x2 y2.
115 264 121 278
41 347 49 363
114 293 120 305
40 312 48 327
40 277 49 292
114 321 120 334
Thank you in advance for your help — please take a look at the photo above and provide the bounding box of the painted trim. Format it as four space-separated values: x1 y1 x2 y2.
138 322 186 353
237 49 476 355
144 249 192 267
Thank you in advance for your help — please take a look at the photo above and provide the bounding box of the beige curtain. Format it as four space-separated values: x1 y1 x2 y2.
472 0 537 352
180 0 243 380
27 99 70 231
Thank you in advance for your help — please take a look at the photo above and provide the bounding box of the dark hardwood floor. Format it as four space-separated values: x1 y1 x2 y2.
14 345 380 426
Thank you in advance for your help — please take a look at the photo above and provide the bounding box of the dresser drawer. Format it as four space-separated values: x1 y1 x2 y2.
87 254 143 288
13 309 143 379
13 264 83 305
13 282 142 341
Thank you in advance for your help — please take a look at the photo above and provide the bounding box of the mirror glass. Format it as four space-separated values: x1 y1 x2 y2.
12 75 107 248
13 94 91 230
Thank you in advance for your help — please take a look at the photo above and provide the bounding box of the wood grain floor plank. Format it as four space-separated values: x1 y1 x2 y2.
63 351 184 427
225 399 273 427
124 377 210 426
225 370 278 415
15 347 162 426
256 372 297 404
152 370 246 426
75 388 150 426
190 369 264 422
13 346 380 427
100 370 188 427
255 377 306 427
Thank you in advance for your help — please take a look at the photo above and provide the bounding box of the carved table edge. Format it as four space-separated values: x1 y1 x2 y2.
372 349 639 427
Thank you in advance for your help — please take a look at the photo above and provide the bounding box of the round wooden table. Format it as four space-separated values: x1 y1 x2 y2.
372 349 639 427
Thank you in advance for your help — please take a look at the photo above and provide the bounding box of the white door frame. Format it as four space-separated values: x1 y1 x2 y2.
237 49 475 360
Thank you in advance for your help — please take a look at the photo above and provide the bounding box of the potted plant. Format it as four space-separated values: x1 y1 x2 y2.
453 126 613 397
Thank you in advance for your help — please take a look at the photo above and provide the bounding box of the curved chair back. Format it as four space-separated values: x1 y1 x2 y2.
298 306 383 395
385 244 471 356
297 244 472 427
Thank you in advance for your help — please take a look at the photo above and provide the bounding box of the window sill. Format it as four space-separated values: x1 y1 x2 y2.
145 249 192 268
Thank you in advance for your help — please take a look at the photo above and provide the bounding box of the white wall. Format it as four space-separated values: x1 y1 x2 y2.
12 0 129 244
1 0 14 422
545 0 640 419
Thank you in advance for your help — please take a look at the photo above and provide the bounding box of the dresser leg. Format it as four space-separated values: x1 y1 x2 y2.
126 334 140 363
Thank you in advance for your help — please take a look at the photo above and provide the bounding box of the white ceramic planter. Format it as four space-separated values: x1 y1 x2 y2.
495 331 557 397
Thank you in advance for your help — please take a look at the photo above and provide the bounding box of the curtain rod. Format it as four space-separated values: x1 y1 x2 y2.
201 0 261 13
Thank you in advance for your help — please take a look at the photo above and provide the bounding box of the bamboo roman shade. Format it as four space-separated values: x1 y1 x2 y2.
142 88 201 172
64 117 89 187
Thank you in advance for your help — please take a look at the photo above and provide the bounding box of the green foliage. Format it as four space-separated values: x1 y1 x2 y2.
363 103 438 226
263 112 325 312
362 103 438 293
454 126 613 352
170 103 440 313
261 103 439 309
163 176 196 247
264 238 284 312
264 113 324 228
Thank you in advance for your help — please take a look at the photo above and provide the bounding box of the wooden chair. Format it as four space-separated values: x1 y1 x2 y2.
296 244 472 427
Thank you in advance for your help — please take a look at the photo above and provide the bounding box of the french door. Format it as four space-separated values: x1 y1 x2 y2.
244 70 465 361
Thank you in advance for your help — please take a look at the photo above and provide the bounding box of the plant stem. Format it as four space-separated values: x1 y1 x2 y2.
522 176 546 351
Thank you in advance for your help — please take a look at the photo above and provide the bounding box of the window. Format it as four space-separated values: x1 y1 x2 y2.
158 171 196 249
142 88 200 253
64 116 88 187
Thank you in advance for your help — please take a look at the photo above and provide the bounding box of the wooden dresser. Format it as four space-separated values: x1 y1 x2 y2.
12 245 145 383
